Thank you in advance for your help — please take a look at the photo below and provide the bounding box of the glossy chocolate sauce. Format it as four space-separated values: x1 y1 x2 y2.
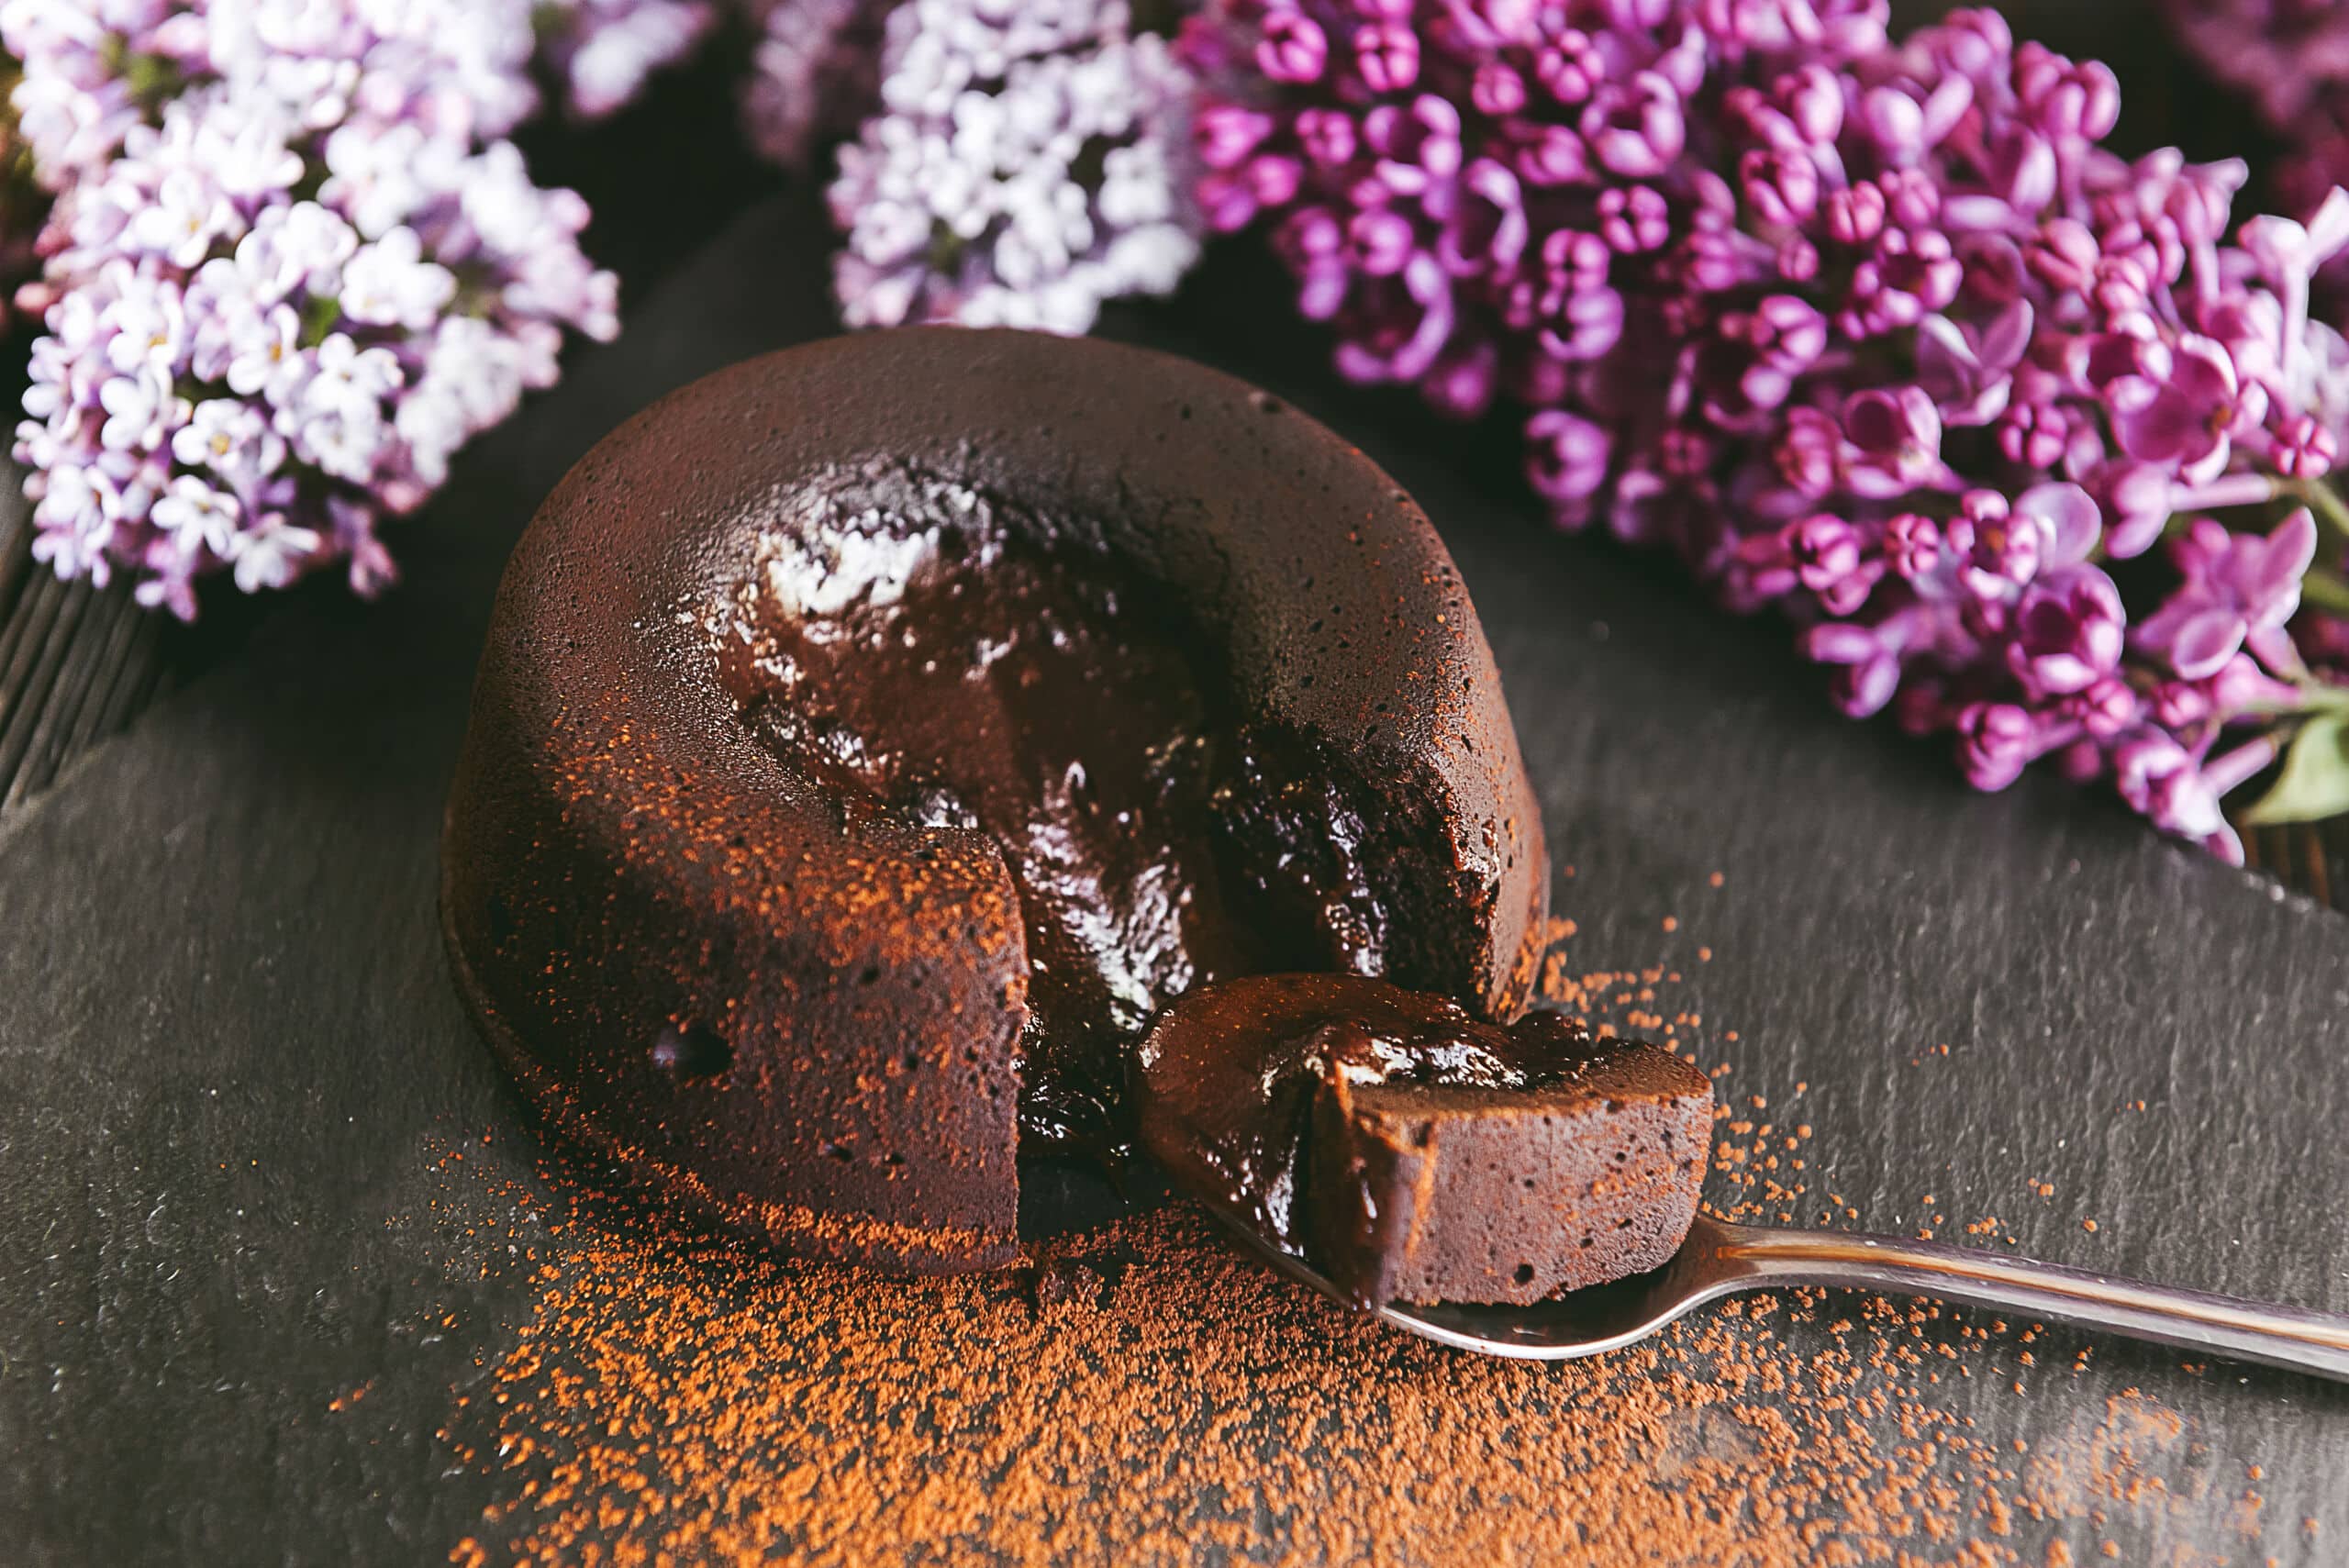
722 486 1384 1149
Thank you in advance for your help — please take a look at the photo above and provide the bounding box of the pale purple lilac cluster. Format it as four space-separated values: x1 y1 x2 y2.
826 0 1202 333
740 0 889 169
2 0 698 617
1182 0 2349 857
540 0 717 121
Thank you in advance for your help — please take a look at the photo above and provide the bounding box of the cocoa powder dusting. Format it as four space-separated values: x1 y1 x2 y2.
430 918 2251 1565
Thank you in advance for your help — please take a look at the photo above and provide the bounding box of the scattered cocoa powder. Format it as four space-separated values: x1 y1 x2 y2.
434 1186 2240 1567
421 917 2259 1566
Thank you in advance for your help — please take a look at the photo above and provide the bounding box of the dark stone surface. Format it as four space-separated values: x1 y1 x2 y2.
4 194 2347 1566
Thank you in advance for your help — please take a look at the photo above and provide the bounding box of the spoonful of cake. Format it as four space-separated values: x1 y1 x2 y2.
1133 974 2349 1381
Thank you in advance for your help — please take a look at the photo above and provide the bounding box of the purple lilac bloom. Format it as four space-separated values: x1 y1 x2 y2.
1186 0 2349 858
2165 2 2349 269
827 0 1202 333
4 1 636 617
740 0 891 170
2134 508 2318 680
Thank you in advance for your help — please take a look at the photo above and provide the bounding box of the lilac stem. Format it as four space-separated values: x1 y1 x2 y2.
2175 473 2278 513
2288 479 2349 540
2303 566 2349 617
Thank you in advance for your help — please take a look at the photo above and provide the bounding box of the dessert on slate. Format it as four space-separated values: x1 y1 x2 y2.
440 328 1550 1274
1134 973 1714 1307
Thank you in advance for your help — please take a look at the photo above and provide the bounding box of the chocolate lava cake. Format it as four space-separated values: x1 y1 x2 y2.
440 329 1549 1273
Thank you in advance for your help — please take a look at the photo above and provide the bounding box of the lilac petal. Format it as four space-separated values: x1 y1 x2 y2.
1388 251 1454 381
1861 85 1922 155
2247 507 2319 608
2244 623 2304 675
2093 462 2170 559
2205 734 2283 801
2174 336 2238 399
1524 409 1610 502
2020 481 2101 565
2177 432 2233 490
1914 315 1973 390
2114 395 2199 464
1349 209 1415 275
1783 63 1843 143
1993 130 2057 211
1802 621 1881 665
2026 651 2096 694
2243 192 2349 285
1439 158 1525 275
2169 606 2248 681
1540 285 1624 361
2072 563 2124 624
2307 187 2349 267
1842 384 1938 454
1838 653 1901 717
1950 379 2012 428
2210 651 2302 711
1920 72 1974 147
1297 262 1347 321
1689 168 1737 219
2240 214 2311 284
1979 298 2034 371
1941 193 2017 231
1842 389 1900 450
2079 332 2165 402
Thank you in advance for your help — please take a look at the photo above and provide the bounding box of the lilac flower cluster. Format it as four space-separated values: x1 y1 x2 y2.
1 0 695 617
827 0 1202 333
540 0 716 122
1183 0 2349 856
2165 0 2349 237
740 0 890 169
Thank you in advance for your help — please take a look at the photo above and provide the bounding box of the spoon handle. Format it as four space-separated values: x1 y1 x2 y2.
1707 1223 2349 1383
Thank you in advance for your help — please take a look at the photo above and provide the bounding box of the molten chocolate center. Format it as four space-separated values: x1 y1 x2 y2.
717 476 1392 1150
1133 973 1578 1249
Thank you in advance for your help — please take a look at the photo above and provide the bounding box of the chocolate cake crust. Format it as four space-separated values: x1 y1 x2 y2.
440 329 1550 1273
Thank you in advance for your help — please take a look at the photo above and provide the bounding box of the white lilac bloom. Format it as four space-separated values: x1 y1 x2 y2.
1 0 651 616
536 0 714 121
827 0 1201 334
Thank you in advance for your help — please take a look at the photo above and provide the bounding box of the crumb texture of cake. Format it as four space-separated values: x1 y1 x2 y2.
440 329 1549 1273
1135 973 1714 1305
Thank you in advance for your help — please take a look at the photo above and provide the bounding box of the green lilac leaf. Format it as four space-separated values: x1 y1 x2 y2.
2240 712 2349 826
299 294 344 348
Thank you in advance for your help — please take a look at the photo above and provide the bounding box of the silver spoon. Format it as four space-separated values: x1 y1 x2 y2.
1202 1202 2349 1381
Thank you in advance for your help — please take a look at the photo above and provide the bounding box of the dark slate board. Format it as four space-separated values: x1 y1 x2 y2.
4 195 2347 1567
